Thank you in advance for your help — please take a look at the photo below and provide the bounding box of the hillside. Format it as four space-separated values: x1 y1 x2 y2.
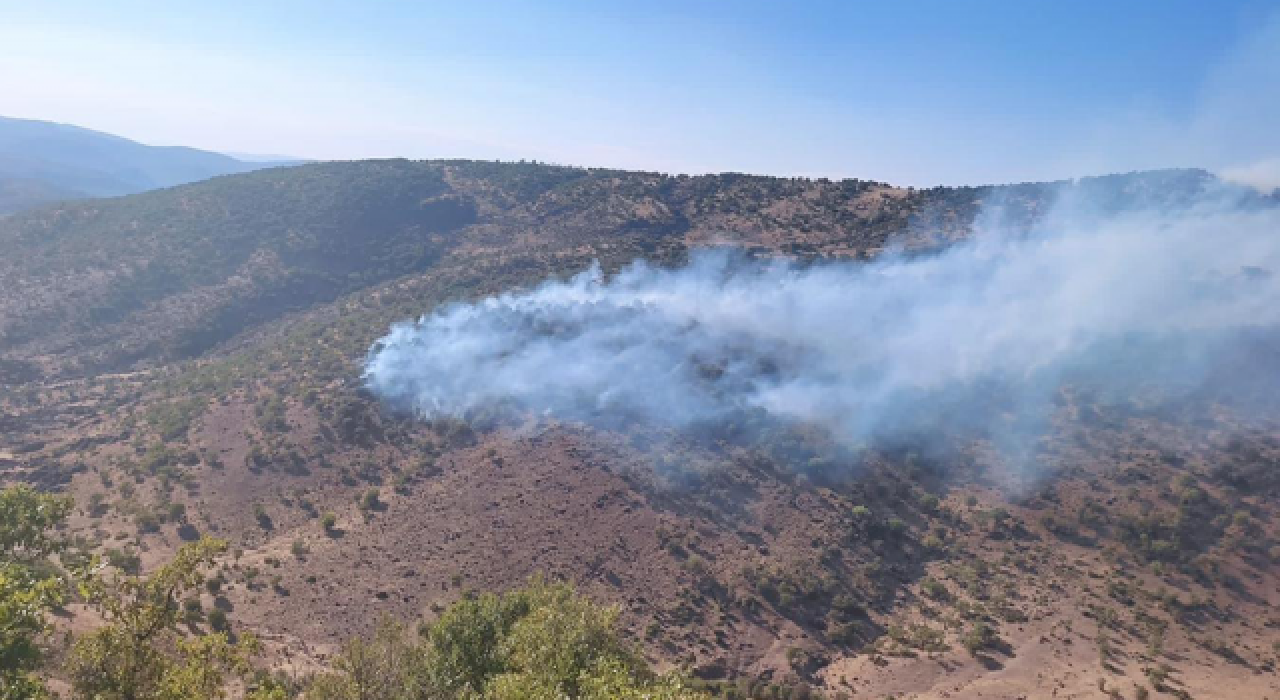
0 160 1224 380
1 160 1277 699
0 115 291 215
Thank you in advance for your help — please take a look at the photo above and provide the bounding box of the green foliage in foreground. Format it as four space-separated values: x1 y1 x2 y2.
69 536 284 700
0 483 287 700
308 577 708 700
0 484 701 699
0 484 72 699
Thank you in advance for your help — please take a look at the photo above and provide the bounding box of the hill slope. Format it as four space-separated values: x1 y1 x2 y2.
0 160 1225 379
1 161 1277 699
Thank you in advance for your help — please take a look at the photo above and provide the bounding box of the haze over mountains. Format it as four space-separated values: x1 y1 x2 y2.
0 115 296 215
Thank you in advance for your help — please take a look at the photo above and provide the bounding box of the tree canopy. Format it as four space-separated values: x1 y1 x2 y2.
0 484 71 699
308 577 707 700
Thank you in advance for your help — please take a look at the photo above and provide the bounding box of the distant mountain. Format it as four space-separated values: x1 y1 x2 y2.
224 150 306 164
0 115 291 214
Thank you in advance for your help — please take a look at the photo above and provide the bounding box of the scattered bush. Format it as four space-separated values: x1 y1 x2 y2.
208 608 230 632
962 621 1000 656
921 577 949 600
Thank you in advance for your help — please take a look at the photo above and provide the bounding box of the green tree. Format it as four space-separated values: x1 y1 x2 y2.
305 618 432 700
308 577 707 700
425 585 533 694
68 536 279 700
567 657 706 700
488 582 632 698
0 484 73 699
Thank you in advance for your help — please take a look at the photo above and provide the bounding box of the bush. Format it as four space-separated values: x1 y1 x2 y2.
208 608 229 632
321 512 338 533
307 577 709 699
921 577 949 600
886 517 908 536
135 511 161 534
962 621 999 656
922 534 946 552
183 597 203 622
105 548 142 575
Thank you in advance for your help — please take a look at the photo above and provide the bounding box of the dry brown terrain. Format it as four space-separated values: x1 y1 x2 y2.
2 161 1277 698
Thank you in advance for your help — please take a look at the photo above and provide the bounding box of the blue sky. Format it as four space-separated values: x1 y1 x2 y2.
3 0 1279 185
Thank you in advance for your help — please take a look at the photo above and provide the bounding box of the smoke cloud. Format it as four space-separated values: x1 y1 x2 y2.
364 180 1280 451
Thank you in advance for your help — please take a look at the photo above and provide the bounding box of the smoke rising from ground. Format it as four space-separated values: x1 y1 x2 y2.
364 181 1280 449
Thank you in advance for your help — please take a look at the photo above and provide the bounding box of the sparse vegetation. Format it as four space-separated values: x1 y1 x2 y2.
0 163 1275 698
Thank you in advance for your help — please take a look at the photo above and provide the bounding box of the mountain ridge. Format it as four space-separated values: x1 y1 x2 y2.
0 158 1234 381
0 114 295 215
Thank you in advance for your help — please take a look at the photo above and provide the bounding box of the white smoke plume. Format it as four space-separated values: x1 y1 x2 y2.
364 180 1280 449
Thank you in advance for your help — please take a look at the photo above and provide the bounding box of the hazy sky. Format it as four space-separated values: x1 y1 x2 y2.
4 0 1280 186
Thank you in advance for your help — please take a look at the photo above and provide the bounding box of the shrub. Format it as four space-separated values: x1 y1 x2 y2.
252 504 273 530
207 608 229 632
921 577 949 600
962 621 998 656
307 577 709 699
183 597 203 622
105 548 142 575
135 511 162 534
886 517 908 536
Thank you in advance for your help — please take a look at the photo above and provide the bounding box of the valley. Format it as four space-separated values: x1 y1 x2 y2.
1 161 1277 698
